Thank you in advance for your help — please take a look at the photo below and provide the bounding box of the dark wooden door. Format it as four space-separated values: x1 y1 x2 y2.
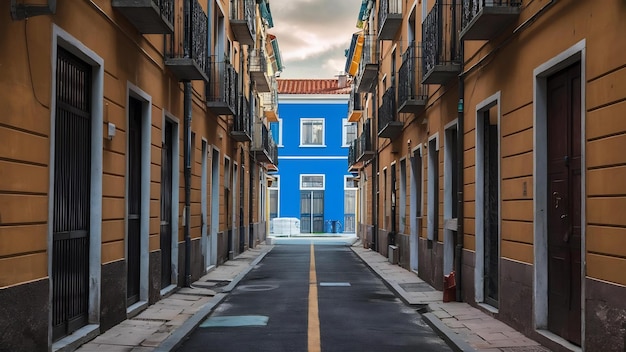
483 111 499 307
127 98 142 305
52 48 91 340
160 121 174 288
547 62 581 346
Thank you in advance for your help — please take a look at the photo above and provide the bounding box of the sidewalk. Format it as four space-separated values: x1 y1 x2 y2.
74 244 272 352
350 243 550 352
73 240 549 352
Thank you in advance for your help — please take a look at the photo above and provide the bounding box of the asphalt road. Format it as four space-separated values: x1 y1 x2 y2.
177 244 451 352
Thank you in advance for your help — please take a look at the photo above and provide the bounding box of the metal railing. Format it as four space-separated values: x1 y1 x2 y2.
398 43 428 105
231 0 256 36
378 0 402 35
348 85 362 115
250 49 268 73
233 95 251 135
422 0 462 75
357 34 379 79
359 119 373 159
154 0 174 26
378 86 397 134
165 0 207 74
206 58 238 109
461 0 521 31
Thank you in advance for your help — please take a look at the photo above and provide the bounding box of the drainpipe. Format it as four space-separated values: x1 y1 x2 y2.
455 39 464 301
372 86 379 252
183 0 192 287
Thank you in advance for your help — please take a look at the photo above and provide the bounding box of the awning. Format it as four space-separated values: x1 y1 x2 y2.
344 33 364 76
268 34 284 72
260 0 274 28
356 0 374 29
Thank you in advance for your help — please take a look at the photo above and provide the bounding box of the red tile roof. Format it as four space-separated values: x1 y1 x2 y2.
277 79 352 95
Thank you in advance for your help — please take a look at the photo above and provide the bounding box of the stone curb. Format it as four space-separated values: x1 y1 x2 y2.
422 312 477 352
154 246 273 352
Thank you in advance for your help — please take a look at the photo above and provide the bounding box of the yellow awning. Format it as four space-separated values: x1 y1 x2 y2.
347 34 364 76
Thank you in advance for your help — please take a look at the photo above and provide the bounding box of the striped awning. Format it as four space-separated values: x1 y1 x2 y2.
356 0 374 29
260 0 274 28
344 33 364 76
267 34 284 72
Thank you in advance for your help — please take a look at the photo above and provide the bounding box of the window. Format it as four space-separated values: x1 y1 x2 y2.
270 118 283 146
269 175 279 221
344 176 357 233
342 118 357 147
300 174 325 189
300 118 325 146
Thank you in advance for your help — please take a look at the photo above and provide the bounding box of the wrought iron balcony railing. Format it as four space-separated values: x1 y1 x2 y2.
355 35 379 93
164 0 208 81
230 0 256 46
378 0 402 40
250 49 271 92
348 85 363 122
378 86 402 139
422 0 462 85
358 119 375 162
461 0 521 40
251 121 278 165
231 95 252 142
262 76 279 122
398 43 427 114
112 0 174 34
207 58 238 115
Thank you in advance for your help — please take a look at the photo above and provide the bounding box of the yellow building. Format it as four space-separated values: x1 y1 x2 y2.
347 0 626 350
0 0 280 349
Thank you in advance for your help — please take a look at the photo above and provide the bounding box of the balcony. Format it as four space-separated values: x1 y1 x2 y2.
348 85 363 122
164 0 208 81
250 49 271 92
358 119 375 162
378 0 402 40
262 77 279 122
355 35 379 93
378 86 402 139
112 0 174 34
231 95 252 142
460 0 521 41
207 58 238 115
230 0 256 46
251 121 278 165
398 43 427 114
422 1 462 85
347 120 375 172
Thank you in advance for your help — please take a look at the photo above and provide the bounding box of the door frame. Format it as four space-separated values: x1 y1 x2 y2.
125 83 152 312
201 139 209 270
48 25 104 344
444 119 459 276
210 146 221 267
161 113 180 295
474 91 501 308
533 39 586 348
409 144 424 272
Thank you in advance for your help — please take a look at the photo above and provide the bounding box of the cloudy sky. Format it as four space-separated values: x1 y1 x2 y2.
269 0 363 79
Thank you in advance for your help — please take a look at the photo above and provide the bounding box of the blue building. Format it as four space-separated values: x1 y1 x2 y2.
270 78 357 234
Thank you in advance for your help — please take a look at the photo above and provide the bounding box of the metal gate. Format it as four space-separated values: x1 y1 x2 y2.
52 48 91 340
127 98 142 305
160 121 173 288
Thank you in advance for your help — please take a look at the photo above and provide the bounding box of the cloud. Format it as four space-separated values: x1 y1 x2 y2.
269 0 363 78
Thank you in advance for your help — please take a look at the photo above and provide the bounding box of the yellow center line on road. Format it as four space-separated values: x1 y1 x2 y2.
308 243 321 352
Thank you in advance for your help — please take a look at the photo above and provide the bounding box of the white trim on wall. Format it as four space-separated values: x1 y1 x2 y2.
427 133 439 241
409 144 424 272
474 91 501 308
443 119 459 276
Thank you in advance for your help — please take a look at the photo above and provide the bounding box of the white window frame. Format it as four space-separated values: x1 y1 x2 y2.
300 118 325 147
342 118 357 147
300 174 325 190
276 118 284 147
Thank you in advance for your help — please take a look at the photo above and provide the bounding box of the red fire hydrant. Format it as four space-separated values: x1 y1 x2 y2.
443 271 456 302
